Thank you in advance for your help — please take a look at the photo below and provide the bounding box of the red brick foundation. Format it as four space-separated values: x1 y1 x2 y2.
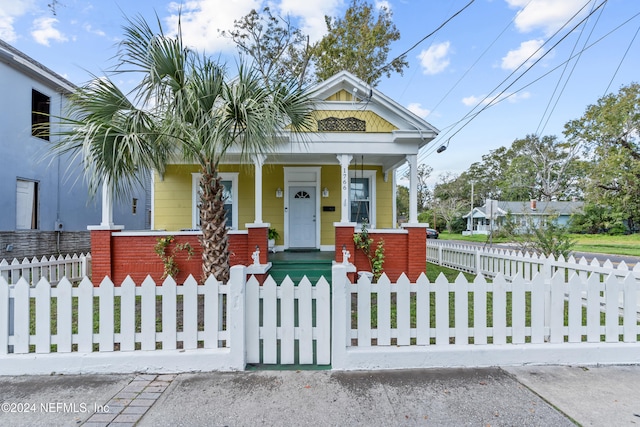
90 227 267 286
334 223 427 282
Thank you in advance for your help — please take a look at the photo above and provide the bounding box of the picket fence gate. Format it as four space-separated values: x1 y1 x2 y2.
245 275 331 366
2 264 640 375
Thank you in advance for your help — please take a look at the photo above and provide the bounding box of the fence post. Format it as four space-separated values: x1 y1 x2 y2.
438 245 443 266
331 264 349 370
228 265 246 370
475 247 481 275
0 278 9 354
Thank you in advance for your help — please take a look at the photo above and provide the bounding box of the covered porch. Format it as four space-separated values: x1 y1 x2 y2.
88 71 437 284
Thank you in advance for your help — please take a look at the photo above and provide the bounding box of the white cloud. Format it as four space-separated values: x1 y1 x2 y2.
461 95 480 107
505 0 589 35
31 17 68 46
278 0 341 42
417 41 451 75
407 103 430 119
166 0 261 53
165 0 341 54
0 0 36 42
375 1 391 11
83 23 105 37
462 91 531 107
501 39 544 70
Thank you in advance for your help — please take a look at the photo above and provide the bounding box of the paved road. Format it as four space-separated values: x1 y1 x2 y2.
2 365 640 426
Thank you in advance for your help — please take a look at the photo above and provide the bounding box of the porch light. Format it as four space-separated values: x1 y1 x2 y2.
322 187 329 198
276 188 283 198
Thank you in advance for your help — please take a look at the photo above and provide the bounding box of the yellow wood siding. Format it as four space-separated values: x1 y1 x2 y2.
320 165 341 245
262 165 285 244
154 164 197 230
324 89 355 102
311 110 397 133
154 164 394 243
154 164 255 231
373 166 394 228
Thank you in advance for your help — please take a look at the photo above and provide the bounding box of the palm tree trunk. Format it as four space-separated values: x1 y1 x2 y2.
199 167 230 283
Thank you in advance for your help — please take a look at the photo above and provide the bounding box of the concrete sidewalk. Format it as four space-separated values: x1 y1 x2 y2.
1 365 638 426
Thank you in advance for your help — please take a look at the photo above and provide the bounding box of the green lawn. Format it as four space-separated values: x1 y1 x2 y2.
438 231 640 257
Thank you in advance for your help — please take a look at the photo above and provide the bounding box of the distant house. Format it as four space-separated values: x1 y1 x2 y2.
0 39 150 260
462 199 584 235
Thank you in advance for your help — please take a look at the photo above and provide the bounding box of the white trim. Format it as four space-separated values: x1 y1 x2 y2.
191 172 239 230
283 167 321 249
392 170 397 228
150 172 155 230
349 169 376 228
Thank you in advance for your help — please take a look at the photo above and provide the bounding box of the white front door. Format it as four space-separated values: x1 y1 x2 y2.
289 186 316 248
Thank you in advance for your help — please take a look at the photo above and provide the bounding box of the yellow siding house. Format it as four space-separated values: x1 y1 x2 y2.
150 71 439 251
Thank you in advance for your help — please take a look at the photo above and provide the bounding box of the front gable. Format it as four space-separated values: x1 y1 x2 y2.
308 71 438 143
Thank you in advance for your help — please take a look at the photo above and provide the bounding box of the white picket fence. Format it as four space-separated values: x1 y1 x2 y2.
331 265 640 370
427 240 640 282
0 253 91 285
2 263 640 374
0 266 246 374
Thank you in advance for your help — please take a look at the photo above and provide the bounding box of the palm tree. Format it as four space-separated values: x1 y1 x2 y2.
50 15 315 282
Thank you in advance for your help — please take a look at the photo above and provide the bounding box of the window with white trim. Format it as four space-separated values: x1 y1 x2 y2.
192 173 238 229
349 170 376 227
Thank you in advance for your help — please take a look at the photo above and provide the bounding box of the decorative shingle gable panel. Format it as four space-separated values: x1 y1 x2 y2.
317 116 366 132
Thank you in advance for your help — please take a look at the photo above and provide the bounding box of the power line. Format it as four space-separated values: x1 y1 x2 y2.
417 0 607 165
369 0 476 85
603 20 640 96
536 0 605 136
489 10 640 111
425 0 529 122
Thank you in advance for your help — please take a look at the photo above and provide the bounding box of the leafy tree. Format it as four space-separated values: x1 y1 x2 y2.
502 213 575 258
403 163 432 211
220 7 313 88
432 198 466 233
459 147 512 202
564 83 640 232
312 0 408 86
569 203 626 235
504 135 582 201
444 135 585 205
396 185 409 221
432 172 470 232
49 15 314 282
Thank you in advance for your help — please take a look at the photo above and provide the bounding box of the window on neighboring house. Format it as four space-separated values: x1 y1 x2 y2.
192 173 238 229
349 170 376 226
32 89 50 141
16 179 39 229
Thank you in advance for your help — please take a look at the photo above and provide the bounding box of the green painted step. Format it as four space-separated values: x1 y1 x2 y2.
267 260 333 284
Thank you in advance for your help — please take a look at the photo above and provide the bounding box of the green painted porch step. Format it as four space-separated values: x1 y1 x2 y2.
268 259 333 284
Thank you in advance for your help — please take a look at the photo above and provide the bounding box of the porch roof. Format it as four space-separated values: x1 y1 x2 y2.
166 71 439 175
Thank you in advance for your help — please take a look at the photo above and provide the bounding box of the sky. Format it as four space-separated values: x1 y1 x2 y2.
2 0 639 187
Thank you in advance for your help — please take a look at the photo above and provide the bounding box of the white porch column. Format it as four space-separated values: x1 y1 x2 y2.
253 154 266 224
407 154 418 224
337 154 353 223
100 178 114 227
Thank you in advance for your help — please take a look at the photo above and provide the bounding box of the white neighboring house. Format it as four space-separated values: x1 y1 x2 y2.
462 199 584 235
0 39 150 260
